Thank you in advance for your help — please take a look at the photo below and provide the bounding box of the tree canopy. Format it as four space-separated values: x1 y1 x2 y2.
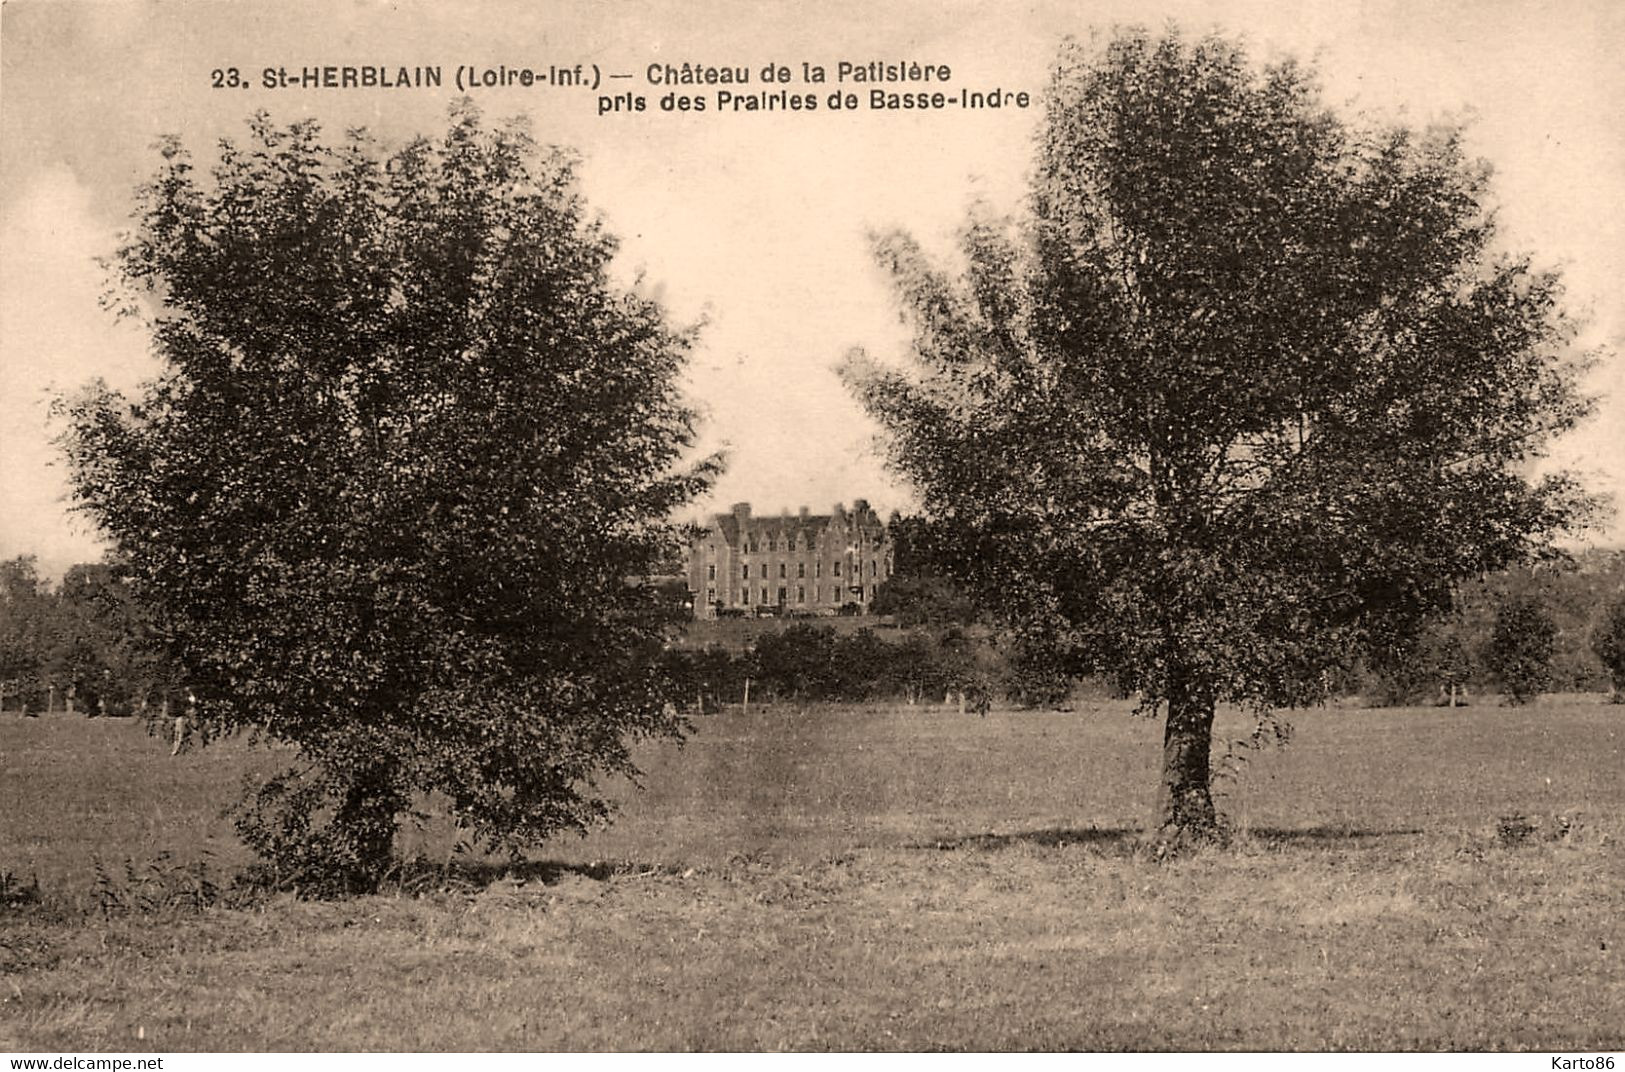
844 27 1599 846
58 104 718 890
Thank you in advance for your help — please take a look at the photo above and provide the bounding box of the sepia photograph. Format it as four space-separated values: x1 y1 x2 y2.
2 0 1622 1055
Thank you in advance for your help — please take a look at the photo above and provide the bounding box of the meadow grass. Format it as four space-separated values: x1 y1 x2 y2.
1 696 1621 1050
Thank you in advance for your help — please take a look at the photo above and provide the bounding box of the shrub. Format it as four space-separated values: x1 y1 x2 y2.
1484 596 1558 704
1592 598 1625 701
752 624 837 701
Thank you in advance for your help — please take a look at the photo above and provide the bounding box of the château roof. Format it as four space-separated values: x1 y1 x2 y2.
701 503 885 549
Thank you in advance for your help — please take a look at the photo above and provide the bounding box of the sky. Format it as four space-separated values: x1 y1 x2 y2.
2 0 1622 577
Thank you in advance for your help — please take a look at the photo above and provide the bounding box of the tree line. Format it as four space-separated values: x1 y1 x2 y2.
882 520 1625 707
662 621 1077 712
1358 550 1625 705
0 556 183 715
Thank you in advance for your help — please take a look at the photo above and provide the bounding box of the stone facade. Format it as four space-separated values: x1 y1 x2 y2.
686 500 893 619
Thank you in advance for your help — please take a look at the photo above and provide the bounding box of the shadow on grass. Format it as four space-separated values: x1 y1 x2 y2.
1239 825 1423 844
393 855 683 894
912 823 1426 857
913 826 1142 854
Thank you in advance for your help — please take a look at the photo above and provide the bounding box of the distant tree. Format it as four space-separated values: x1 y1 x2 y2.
1485 596 1558 704
872 575 979 627
0 557 52 710
753 624 837 702
57 104 717 891
1422 622 1475 706
888 632 951 705
1591 598 1625 702
1365 611 1475 707
830 628 898 701
844 27 1598 847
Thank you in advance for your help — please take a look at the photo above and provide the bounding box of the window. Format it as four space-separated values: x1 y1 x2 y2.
833 561 842 577
797 563 805 578
797 585 805 603
831 586 840 602
869 561 876 577
707 564 716 580
788 537 797 552
760 587 769 605
778 563 786 578
777 586 787 604
768 538 776 552
760 563 768 578
869 585 877 600
815 561 822 578
706 587 715 604
742 565 749 580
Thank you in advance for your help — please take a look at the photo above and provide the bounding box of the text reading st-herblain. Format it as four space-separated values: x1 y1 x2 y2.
218 59 1031 114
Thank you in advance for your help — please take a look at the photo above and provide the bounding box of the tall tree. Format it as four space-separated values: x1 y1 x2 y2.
58 104 718 890
844 28 1598 847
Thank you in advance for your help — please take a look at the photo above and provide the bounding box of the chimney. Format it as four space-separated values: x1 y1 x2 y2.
799 506 809 521
731 502 751 522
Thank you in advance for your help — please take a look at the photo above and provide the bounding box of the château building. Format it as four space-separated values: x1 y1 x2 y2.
686 500 894 619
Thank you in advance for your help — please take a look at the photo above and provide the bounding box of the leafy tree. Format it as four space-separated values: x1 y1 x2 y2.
887 513 961 578
1364 610 1475 707
844 28 1597 847
0 557 51 710
888 632 952 705
1421 621 1474 706
998 633 1077 710
57 104 717 891
752 623 837 702
872 575 979 627
830 628 899 701
1589 598 1625 702
1485 596 1558 704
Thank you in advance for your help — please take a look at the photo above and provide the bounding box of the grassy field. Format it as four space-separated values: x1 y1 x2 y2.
2 696 1622 1051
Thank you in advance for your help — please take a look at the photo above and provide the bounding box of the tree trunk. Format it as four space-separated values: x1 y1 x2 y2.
334 764 403 891
1154 681 1222 852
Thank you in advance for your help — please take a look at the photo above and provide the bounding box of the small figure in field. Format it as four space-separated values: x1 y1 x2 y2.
171 691 196 756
